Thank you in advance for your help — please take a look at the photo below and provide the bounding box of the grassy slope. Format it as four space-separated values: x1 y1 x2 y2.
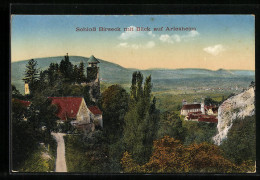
18 143 56 172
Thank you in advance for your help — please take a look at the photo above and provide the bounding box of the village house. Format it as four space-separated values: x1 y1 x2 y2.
48 97 103 132
181 99 218 123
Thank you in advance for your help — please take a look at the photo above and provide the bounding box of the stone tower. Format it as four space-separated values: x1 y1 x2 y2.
86 55 100 103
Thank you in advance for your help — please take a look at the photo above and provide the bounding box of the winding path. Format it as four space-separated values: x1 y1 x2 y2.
51 132 67 172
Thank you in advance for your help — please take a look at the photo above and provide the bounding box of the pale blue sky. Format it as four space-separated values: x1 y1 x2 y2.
11 15 255 70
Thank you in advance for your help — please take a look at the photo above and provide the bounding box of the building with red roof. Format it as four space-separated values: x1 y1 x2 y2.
198 116 218 123
48 97 103 132
181 103 201 116
48 97 87 121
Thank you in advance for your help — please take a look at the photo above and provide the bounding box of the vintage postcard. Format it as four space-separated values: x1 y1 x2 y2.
11 15 255 173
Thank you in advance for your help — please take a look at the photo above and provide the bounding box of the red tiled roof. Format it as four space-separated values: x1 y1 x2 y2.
88 106 102 115
182 104 201 110
188 111 202 115
198 116 218 123
13 99 31 107
188 113 203 120
48 97 83 120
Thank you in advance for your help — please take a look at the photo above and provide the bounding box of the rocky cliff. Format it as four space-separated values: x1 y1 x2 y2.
213 86 255 145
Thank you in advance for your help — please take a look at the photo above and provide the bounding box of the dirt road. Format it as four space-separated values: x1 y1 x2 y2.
51 132 67 172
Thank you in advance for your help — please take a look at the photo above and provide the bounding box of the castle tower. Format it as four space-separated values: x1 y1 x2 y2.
201 98 205 114
86 55 101 103
87 55 100 83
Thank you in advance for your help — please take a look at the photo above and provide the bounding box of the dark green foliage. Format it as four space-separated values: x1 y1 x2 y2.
12 99 38 170
204 97 219 106
101 85 129 172
220 115 256 165
29 94 58 134
65 131 110 173
101 84 129 141
183 120 217 145
12 92 59 170
92 83 101 101
73 65 79 83
59 55 74 82
157 111 186 142
78 61 86 82
23 59 39 94
83 85 92 105
123 72 159 164
11 84 23 99
32 54 94 100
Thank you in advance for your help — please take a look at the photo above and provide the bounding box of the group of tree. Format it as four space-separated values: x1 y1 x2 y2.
121 136 255 173
11 93 58 170
157 111 186 142
204 97 219 106
12 55 89 170
123 72 160 164
23 56 87 97
220 115 255 166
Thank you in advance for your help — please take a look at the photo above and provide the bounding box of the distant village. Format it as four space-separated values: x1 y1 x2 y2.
180 99 218 123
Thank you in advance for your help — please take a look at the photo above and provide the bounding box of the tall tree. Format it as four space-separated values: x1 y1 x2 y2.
78 61 85 82
101 84 129 140
73 65 79 83
47 62 59 86
23 59 39 93
123 71 159 164
59 54 73 82
130 72 137 101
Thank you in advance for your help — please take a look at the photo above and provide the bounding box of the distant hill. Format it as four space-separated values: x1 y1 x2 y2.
11 56 255 94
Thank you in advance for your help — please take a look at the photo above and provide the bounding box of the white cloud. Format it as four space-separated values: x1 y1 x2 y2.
119 26 142 40
187 30 199 38
159 34 173 43
203 44 226 56
172 34 181 42
119 26 157 41
148 31 156 38
159 30 199 44
117 41 155 49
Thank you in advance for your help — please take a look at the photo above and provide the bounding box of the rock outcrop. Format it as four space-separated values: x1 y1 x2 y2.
213 86 255 145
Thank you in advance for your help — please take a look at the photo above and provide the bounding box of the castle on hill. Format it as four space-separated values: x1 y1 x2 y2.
24 54 101 103
23 54 102 133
